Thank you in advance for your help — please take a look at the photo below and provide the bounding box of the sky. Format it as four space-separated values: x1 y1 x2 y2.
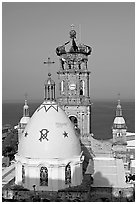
2 2 135 102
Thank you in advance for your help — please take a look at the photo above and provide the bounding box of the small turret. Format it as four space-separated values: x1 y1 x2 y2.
112 99 127 162
17 98 30 143
113 99 127 130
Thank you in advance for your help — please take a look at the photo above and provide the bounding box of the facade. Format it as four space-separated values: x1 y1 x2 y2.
15 73 84 191
56 27 92 136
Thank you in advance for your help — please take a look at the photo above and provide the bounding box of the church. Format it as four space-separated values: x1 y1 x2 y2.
15 26 92 191
4 26 134 201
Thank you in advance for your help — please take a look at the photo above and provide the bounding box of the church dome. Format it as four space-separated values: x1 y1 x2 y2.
18 100 81 159
113 117 125 125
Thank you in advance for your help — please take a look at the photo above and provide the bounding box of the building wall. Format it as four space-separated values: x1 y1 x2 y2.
15 154 84 191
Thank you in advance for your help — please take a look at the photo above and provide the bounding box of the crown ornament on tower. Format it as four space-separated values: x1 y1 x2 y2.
56 25 92 56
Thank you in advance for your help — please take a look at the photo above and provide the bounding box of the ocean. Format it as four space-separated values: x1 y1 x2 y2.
2 101 135 140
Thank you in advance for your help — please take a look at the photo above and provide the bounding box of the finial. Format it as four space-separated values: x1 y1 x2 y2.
69 24 76 39
116 93 122 116
48 73 51 77
24 93 28 105
117 93 121 106
25 92 28 100
23 93 29 117
71 24 74 30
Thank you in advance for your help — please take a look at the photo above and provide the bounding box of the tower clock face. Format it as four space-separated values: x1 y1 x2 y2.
69 83 76 90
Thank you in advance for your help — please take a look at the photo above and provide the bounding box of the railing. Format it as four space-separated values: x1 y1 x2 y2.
58 97 91 106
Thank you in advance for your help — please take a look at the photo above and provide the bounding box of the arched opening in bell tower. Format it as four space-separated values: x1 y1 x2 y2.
80 80 84 96
80 89 83 96
69 115 78 128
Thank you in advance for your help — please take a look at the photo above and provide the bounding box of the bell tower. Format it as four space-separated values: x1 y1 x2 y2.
56 26 92 136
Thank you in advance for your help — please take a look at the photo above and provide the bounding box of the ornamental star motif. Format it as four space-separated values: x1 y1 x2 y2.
24 132 28 137
63 131 68 138
39 129 49 142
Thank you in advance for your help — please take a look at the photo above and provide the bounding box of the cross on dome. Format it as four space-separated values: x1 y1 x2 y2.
44 57 55 76
44 57 55 66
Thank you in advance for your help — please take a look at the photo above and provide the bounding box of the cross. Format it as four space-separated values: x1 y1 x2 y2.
44 57 55 75
44 57 55 68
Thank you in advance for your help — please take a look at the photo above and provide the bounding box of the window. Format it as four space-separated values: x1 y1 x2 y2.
65 164 71 184
22 165 25 184
80 80 84 96
40 167 48 186
61 81 64 92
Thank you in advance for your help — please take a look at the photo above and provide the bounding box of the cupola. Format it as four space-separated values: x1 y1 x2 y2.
113 99 127 129
44 73 55 101
23 99 29 117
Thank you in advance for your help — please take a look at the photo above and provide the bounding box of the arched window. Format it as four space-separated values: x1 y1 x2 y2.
65 164 71 184
61 80 64 92
40 167 48 186
80 80 84 96
22 165 25 184
47 86 50 100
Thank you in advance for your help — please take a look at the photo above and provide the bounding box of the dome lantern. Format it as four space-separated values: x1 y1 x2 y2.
116 99 122 117
43 57 55 102
44 73 56 102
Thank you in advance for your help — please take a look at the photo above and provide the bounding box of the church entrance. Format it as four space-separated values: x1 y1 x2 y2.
69 116 78 127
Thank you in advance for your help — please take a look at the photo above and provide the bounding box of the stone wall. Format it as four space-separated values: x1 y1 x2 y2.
3 186 134 202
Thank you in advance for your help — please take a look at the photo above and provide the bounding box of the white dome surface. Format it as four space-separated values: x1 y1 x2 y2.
113 117 125 125
18 101 81 159
20 116 30 124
